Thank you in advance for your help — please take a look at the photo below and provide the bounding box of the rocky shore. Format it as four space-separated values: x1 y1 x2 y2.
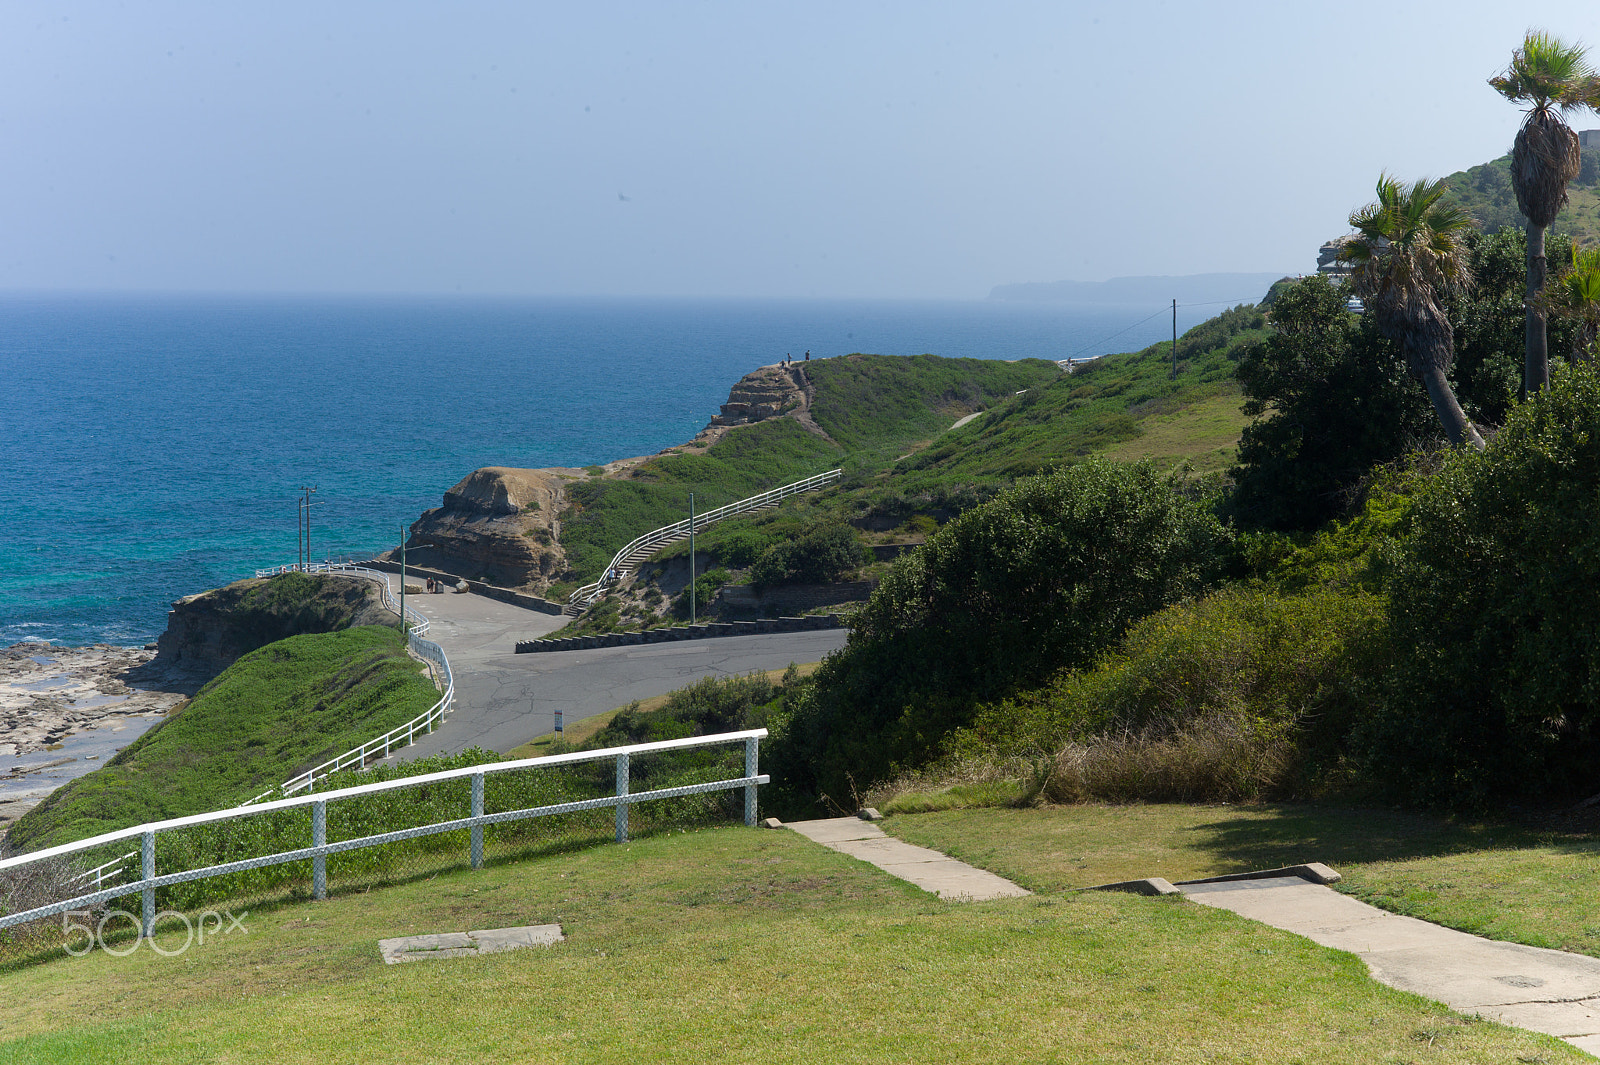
0 642 186 832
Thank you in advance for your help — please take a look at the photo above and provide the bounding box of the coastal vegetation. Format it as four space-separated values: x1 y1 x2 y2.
5 627 439 851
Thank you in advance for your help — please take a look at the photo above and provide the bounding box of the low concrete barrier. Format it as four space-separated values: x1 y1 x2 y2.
515 614 847 653
362 560 565 615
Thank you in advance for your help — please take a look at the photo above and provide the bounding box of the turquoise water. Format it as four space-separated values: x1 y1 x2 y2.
1 293 1218 646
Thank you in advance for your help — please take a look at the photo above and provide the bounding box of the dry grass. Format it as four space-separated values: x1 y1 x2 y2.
1042 716 1297 804
873 715 1299 816
0 857 82 955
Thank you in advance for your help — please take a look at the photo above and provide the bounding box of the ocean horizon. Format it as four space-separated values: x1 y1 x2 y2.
1 292 1254 647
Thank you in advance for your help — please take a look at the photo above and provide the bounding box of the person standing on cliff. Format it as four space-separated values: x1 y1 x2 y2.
804 351 810 361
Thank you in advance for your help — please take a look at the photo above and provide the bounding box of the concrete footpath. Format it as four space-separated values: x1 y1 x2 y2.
786 817 1031 901
1182 874 1600 1056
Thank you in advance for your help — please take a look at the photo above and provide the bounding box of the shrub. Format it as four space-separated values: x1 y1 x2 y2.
673 568 730 618
1227 275 1434 531
765 458 1231 807
1359 364 1600 808
958 585 1385 782
748 523 866 589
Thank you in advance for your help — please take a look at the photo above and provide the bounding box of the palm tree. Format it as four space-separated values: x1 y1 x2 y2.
1338 174 1485 450
1489 30 1600 393
1548 243 1600 361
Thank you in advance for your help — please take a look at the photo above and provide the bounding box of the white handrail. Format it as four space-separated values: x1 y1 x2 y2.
0 729 768 936
240 563 455 804
568 468 843 608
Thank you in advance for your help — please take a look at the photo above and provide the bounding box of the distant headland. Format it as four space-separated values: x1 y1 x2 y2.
988 272 1287 306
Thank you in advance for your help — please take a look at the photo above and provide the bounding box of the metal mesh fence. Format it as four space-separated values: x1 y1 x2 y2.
0 736 757 965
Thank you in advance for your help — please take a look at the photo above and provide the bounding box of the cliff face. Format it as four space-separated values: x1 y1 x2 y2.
708 363 806 427
704 362 831 441
149 573 391 683
403 467 573 589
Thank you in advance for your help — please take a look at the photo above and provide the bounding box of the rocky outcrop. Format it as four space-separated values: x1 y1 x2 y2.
401 467 574 590
709 364 807 427
147 573 391 684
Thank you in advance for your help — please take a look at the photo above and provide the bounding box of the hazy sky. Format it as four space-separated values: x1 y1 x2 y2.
2 1 1597 299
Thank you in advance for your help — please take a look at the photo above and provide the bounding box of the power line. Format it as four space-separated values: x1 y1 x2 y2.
1062 296 1266 361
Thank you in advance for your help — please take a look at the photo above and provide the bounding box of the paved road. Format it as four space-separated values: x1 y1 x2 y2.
389 590 848 761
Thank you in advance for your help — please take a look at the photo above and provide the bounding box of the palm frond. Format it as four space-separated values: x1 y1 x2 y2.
1491 30 1595 112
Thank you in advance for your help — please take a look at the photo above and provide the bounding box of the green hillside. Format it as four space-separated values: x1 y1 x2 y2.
6 627 439 851
557 354 1062 581
1440 148 1600 244
894 303 1265 487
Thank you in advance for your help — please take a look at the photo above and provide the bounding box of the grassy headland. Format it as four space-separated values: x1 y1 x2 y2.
6 627 439 851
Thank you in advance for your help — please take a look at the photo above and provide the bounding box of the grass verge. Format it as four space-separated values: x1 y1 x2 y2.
880 803 1600 961
0 824 1579 1063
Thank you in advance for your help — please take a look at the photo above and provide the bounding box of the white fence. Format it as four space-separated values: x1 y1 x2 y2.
0 730 767 940
244 563 455 803
568 468 843 609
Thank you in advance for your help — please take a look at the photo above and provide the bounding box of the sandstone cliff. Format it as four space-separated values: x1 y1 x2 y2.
395 364 830 594
705 362 830 440
400 466 576 590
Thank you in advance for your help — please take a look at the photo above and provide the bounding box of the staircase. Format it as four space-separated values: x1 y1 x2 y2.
565 469 843 614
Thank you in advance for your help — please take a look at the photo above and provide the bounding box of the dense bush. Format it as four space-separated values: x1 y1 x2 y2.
748 523 866 588
591 672 786 747
955 585 1386 784
1228 275 1434 531
766 458 1231 807
1359 365 1600 808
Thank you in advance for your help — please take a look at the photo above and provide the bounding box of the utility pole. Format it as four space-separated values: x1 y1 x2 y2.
688 493 696 626
399 524 408 636
1170 299 1178 380
299 486 318 570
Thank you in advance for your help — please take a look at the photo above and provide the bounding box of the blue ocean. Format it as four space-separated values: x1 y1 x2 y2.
1 294 1228 647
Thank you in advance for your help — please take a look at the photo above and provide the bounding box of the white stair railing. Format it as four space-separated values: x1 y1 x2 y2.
567 468 843 610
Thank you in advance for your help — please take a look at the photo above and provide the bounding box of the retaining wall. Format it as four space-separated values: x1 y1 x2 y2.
516 614 847 653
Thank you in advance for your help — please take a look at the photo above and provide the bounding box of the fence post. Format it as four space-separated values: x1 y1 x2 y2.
141 831 155 938
744 736 759 827
471 773 485 870
312 800 327 900
615 752 630 843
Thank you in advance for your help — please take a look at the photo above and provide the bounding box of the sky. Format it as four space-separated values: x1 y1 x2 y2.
1 1 1597 300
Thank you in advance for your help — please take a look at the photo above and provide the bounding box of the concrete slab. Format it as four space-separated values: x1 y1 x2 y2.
1473 999 1600 1038
828 836 953 866
786 817 887 844
1089 877 1181 897
1181 875 1600 1051
786 817 1030 902
1569 1032 1600 1055
378 923 564 964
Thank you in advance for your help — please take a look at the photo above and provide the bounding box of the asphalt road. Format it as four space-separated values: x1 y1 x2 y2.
388 590 848 761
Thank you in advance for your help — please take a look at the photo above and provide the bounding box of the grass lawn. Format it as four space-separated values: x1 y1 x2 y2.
0 823 1579 1063
882 803 1600 959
